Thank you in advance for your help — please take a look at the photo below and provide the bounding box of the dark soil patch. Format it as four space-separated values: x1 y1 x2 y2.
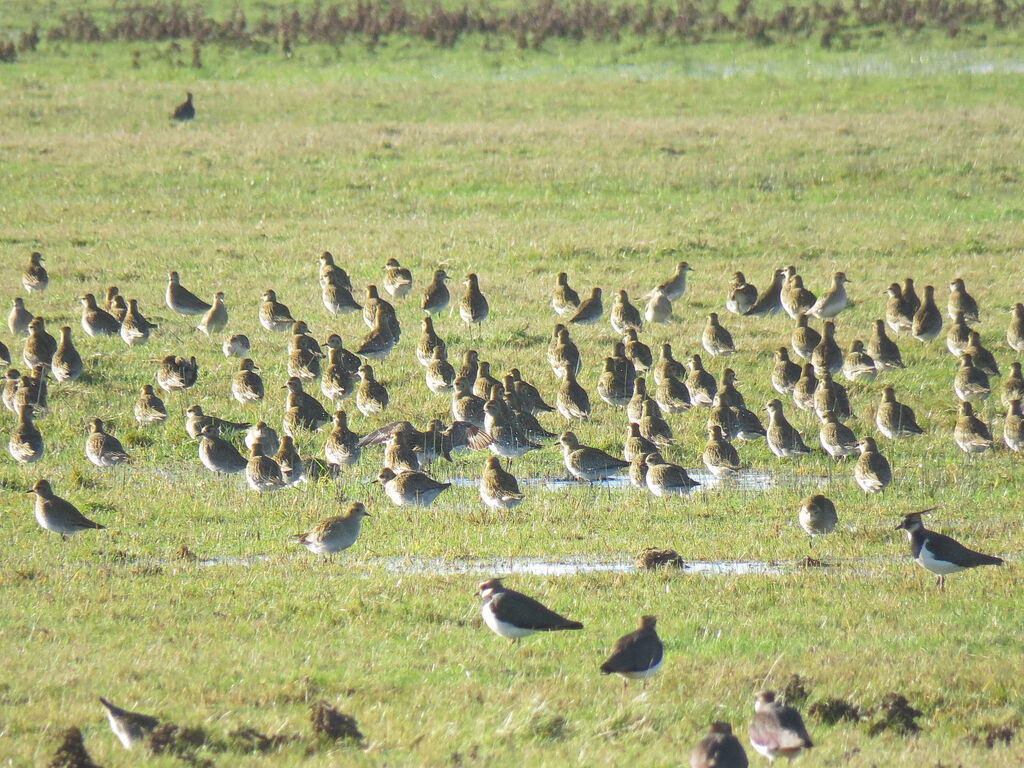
867 693 922 736
310 701 363 743
782 673 810 708
809 697 862 725
228 727 299 753
48 727 101 768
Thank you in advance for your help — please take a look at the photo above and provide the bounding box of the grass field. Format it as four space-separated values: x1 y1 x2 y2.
1 11 1023 767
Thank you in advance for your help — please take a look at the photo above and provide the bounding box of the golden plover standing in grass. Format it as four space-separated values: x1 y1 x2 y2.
245 440 286 493
99 697 159 749
610 289 642 334
376 467 450 507
1003 362 1024 407
120 299 157 346
196 291 228 335
245 421 279 457
626 378 653 424
965 330 999 377
912 285 942 342
382 258 413 299
896 511 1002 590
685 354 717 408
946 311 971 357
547 326 580 377
623 422 658 463
818 411 858 459
156 355 198 393
953 353 990 403
690 722 748 768
702 313 735 357
133 385 166 426
902 277 921 315
23 317 56 370
184 404 250 440
726 271 757 316
273 435 304 485
948 277 979 323
51 326 83 383
569 287 603 325
425 346 456 394
79 294 120 337
473 361 500 400
294 502 370 560
885 282 914 335
638 399 673 446
954 401 993 454
355 364 389 417
556 366 591 422
744 267 785 317
654 372 691 414
9 404 43 463
421 269 450 315
283 376 331 430
644 288 672 325
790 314 820 360
28 479 104 538
703 425 741 477
629 451 659 489
8 298 33 336
222 333 250 358
781 273 816 319
165 271 211 315
792 364 817 413
321 273 362 315
842 340 876 382
623 328 652 372
480 456 525 510
652 261 693 301
416 317 445 367
807 270 850 319
551 272 580 316
645 454 699 497
765 399 810 458
324 410 361 468
600 615 662 687
231 359 264 404
460 273 489 326
477 578 582 641
258 289 295 331
771 347 801 395
85 418 130 467
811 321 843 376
318 251 349 287
1007 303 1024 352
22 251 48 294
854 437 891 494
1003 399 1024 453
748 691 813 763
813 372 851 422
558 431 629 482
799 494 838 540
198 424 248 475
868 319 904 370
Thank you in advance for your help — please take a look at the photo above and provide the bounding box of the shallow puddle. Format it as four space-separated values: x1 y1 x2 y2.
449 469 820 494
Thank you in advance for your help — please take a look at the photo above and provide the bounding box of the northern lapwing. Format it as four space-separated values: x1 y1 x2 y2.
477 578 582 641
896 511 1003 590
171 91 194 121
690 721 749 768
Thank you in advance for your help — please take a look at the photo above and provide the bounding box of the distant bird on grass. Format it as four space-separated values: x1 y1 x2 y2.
172 92 195 121
27 479 104 538
293 502 370 561
748 691 813 763
691 722 749 768
99 697 159 749
600 615 663 687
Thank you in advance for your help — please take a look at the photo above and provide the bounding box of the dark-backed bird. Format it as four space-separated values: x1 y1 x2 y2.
686 354 717 408
600 615 663 686
810 321 843 376
421 268 451 315
1003 399 1024 453
99 697 159 750
184 404 249 440
321 274 362 315
156 355 198 393
902 277 921 315
569 287 603 325
51 326 83 383
792 364 817 413
23 317 56 370
912 284 943 342
480 457 525 510
245 440 286 493
655 372 691 415
885 282 914 335
323 410 361 468
703 425 740 477
355 364 389 417
645 454 699 496
1003 361 1024 408
790 314 820 361
273 435 304 485
813 372 851 421
22 251 48 294
416 316 445 367
9 404 43 463
171 91 194 121
691 722 749 768
748 691 813 763
781 273 816 319
771 347 801 395
876 386 922 439
744 268 785 317
1008 303 1024 353
556 366 591 422
231 358 264 404
477 578 582 640
948 277 979 323
818 410 857 458
953 353 990 403
868 319 904 369
964 330 999 377
652 342 686 387
726 272 757 316
377 467 450 507
896 511 1002 590
702 313 735 357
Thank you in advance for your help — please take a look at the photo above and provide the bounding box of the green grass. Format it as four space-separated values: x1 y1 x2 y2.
1 25 1023 767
